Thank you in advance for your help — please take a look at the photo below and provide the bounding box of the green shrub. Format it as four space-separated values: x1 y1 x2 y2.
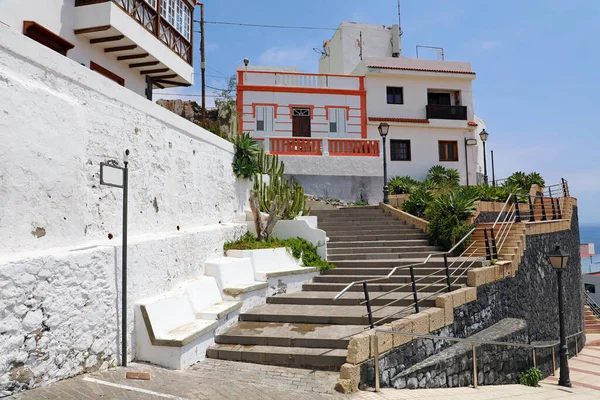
232 133 259 179
424 191 477 251
427 165 460 188
224 233 335 271
402 187 434 218
388 176 419 195
504 171 545 192
519 367 543 387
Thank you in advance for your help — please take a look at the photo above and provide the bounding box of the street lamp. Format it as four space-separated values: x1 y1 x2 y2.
548 245 572 388
378 123 390 204
479 129 489 185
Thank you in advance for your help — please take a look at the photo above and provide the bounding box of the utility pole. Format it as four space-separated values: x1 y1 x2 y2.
199 2 206 124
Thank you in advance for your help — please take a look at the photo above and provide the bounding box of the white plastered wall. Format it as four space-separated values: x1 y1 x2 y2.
0 24 244 394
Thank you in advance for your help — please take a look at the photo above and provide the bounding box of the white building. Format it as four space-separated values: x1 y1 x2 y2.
0 0 195 96
238 22 486 202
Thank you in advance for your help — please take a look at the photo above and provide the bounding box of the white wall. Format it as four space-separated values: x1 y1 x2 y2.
584 274 600 306
365 74 474 122
0 24 244 394
319 22 399 74
241 90 363 139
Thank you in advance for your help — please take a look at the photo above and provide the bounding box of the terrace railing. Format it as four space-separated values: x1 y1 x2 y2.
265 137 380 157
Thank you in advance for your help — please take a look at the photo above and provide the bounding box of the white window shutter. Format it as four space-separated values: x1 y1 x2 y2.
338 109 347 134
266 106 274 132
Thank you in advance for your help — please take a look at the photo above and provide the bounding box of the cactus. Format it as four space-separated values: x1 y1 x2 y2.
252 150 311 220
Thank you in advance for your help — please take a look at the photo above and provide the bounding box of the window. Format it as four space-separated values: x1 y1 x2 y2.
428 92 451 105
328 108 347 135
439 141 458 162
160 0 192 41
90 62 125 86
145 0 157 8
585 284 596 294
387 87 403 104
255 106 274 132
23 21 74 56
390 140 411 161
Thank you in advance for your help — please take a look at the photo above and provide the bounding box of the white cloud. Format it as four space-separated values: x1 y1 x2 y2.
205 42 219 52
480 40 501 50
258 46 314 69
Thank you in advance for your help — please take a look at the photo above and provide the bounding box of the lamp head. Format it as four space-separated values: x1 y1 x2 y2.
378 122 390 138
549 245 569 270
479 129 489 143
243 58 249 67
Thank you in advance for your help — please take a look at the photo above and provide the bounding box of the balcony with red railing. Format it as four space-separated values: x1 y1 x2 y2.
266 137 380 157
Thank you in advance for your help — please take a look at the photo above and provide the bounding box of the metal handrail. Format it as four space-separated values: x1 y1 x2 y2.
585 291 600 317
333 227 480 301
371 328 583 391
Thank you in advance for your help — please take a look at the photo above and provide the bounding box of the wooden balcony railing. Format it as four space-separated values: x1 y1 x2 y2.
329 139 380 157
269 138 323 156
426 104 468 120
75 0 192 65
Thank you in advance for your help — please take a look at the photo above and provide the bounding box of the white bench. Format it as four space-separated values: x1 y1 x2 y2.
135 277 241 370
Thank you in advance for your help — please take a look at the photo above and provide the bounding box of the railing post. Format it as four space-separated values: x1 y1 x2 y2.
533 348 537 368
528 195 535 222
264 137 271 154
362 281 374 329
550 190 557 220
513 194 522 222
540 194 547 221
373 335 380 392
409 266 420 313
483 228 492 261
472 345 478 388
552 346 557 376
556 197 563 219
322 138 329 156
490 228 498 260
444 254 451 292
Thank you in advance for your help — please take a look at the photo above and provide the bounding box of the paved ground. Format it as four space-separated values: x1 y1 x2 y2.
9 337 600 400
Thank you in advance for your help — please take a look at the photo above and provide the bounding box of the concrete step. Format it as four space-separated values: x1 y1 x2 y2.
325 228 423 236
303 282 463 293
328 239 431 249
319 221 408 228
312 206 381 214
322 267 469 276
312 274 467 285
328 251 434 261
206 343 348 369
328 233 428 242
330 258 485 269
215 321 364 349
239 303 426 325
267 291 437 307
327 246 440 255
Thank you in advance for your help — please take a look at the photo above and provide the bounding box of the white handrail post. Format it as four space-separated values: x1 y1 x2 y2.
264 137 271 154
322 138 329 156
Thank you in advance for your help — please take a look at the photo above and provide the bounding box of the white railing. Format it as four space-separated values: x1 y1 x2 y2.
263 137 379 157
242 71 361 90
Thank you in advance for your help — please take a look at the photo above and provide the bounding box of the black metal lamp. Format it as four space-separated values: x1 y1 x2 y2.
479 129 489 186
548 245 572 387
378 123 390 204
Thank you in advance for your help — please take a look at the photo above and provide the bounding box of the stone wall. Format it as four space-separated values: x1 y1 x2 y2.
0 25 246 396
365 206 584 388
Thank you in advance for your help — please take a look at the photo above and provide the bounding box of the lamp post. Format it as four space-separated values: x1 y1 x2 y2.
479 129 489 185
378 122 390 204
549 245 572 388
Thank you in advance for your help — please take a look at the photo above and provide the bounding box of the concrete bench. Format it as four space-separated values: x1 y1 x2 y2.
135 277 241 370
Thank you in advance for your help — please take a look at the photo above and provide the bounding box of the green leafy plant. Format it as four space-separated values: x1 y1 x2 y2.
351 201 369 206
388 176 419 195
519 367 543 387
424 191 477 251
503 171 545 192
402 187 434 218
232 133 259 179
427 165 460 188
526 172 545 187
224 233 335 271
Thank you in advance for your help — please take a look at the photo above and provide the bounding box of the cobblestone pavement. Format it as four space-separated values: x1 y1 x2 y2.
9 343 600 400
9 359 348 400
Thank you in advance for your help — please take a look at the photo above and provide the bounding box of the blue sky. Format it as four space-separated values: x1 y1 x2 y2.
159 0 600 223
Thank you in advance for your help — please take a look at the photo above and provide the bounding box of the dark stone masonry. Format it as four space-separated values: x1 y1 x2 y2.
363 206 584 388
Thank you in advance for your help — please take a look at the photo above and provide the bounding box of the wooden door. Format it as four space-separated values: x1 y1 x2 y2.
292 108 311 137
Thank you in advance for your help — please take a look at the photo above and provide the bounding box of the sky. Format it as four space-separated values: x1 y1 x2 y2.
156 0 600 223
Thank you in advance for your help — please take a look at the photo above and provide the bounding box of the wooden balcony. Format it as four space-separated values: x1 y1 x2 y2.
426 104 468 120
329 139 379 157
75 0 192 65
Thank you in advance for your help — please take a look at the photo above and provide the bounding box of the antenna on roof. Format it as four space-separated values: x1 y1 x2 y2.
397 0 403 37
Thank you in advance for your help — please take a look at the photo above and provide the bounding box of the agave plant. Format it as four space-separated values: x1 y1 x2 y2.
527 172 545 187
427 165 460 188
504 171 529 191
402 187 434 218
388 176 418 195
232 133 259 179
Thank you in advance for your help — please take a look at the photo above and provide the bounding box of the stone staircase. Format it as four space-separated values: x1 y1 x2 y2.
207 206 479 370
584 305 600 334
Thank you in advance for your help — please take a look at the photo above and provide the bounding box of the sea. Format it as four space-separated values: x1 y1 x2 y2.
580 224 600 274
